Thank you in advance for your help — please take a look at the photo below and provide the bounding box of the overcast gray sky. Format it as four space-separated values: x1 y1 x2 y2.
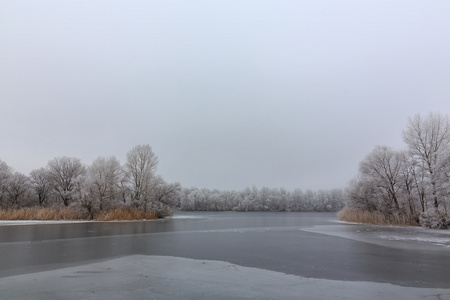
1 1 450 191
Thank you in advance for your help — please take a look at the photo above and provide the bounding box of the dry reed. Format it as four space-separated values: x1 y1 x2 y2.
0 207 83 221
94 207 158 221
0 207 159 221
338 207 418 226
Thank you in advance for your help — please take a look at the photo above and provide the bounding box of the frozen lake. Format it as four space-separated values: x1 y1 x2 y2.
1 212 450 299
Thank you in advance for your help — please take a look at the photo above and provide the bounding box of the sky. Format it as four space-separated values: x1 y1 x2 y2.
1 0 450 191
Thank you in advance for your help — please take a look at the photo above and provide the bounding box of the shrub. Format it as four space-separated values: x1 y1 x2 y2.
419 211 450 229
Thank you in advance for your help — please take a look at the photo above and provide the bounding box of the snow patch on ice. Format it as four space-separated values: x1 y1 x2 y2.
0 220 92 226
302 224 450 251
169 215 205 219
378 235 450 247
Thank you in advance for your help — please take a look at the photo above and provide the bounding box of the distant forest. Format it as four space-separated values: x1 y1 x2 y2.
175 187 343 212
0 144 344 220
340 113 450 229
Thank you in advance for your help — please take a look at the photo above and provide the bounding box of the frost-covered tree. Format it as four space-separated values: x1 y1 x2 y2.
345 146 424 223
0 160 13 207
125 145 160 211
148 178 181 217
176 186 344 212
341 113 450 228
359 146 405 215
30 168 53 206
87 156 123 211
152 179 181 206
47 157 86 206
403 113 450 210
345 178 379 212
398 154 420 217
288 189 304 211
5 172 32 208
435 151 450 212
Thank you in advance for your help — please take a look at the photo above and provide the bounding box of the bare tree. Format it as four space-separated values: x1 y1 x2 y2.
47 157 86 206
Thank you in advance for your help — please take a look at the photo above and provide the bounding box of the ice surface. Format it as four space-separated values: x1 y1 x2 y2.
303 222 450 251
1 255 449 300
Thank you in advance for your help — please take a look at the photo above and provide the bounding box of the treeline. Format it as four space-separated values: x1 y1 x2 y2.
0 145 180 219
341 113 450 229
0 143 345 220
175 187 344 212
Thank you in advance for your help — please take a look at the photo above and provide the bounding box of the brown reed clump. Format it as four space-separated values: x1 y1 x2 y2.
94 207 158 221
0 207 160 221
0 207 83 221
337 207 418 226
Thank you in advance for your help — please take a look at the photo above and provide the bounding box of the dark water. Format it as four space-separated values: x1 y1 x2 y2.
0 212 449 288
